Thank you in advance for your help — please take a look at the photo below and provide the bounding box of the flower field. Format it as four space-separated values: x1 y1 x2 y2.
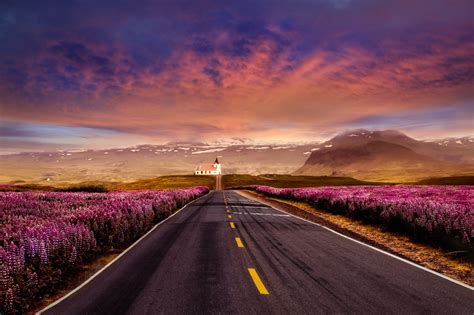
0 187 208 313
244 185 473 246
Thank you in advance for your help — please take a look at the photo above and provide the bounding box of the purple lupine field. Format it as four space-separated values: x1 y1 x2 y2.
0 187 208 313
245 185 474 245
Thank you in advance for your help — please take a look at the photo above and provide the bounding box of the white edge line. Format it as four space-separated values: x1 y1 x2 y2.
235 190 474 291
36 192 210 314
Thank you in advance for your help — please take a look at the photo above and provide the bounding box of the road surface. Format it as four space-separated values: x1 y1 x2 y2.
41 191 474 314
215 174 222 191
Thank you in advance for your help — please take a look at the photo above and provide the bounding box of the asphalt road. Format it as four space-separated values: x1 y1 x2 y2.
215 174 222 191
42 191 474 314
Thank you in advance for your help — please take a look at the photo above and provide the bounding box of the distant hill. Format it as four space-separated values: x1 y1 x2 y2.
295 130 474 182
0 143 319 183
2 130 473 184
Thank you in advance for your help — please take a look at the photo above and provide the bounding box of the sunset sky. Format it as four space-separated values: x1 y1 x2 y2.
1 0 473 152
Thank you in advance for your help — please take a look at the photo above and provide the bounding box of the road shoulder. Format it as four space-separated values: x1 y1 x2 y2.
235 190 474 287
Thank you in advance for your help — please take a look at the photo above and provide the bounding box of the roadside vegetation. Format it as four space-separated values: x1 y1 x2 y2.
239 190 474 286
223 174 474 188
0 175 216 192
108 175 216 190
0 187 209 313
241 185 473 252
2 175 472 193
59 184 109 192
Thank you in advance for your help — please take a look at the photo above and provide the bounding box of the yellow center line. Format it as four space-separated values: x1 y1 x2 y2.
229 222 235 229
248 268 269 295
228 214 232 219
235 237 244 248
227 209 230 213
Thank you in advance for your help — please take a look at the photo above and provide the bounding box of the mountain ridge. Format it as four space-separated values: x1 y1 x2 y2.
295 129 474 182
1 129 473 183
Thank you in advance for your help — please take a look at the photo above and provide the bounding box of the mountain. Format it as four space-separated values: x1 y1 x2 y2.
2 130 473 184
0 143 320 183
295 130 474 182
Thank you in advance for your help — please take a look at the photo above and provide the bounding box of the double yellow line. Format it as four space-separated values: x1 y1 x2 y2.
224 192 269 295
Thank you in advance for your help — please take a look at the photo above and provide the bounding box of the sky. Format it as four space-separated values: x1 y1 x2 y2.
0 0 473 152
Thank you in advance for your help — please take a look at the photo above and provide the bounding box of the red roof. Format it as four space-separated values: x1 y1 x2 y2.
196 164 217 171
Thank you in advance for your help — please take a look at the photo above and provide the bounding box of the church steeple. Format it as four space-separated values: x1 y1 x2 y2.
214 157 219 164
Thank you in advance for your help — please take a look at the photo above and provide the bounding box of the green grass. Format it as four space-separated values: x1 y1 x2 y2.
0 183 56 192
58 184 109 192
222 174 381 188
108 175 216 190
0 175 215 192
414 176 474 185
56 175 216 191
2 174 470 193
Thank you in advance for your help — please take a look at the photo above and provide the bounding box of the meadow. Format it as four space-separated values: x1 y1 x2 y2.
222 174 378 188
0 187 208 313
242 185 473 251
2 174 473 193
0 175 216 192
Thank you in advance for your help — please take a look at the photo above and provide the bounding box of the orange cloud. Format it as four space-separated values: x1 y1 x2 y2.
1 25 472 143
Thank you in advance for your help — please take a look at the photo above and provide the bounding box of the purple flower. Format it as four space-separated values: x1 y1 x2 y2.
0 186 209 313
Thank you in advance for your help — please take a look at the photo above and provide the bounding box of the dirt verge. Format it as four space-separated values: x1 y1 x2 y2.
237 190 474 287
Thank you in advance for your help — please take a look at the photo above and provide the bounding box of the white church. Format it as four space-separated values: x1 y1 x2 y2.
195 157 222 175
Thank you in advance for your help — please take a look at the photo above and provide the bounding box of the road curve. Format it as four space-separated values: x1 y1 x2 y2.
41 191 474 314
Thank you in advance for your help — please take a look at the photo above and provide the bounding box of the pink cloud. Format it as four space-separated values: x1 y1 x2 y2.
1 27 472 142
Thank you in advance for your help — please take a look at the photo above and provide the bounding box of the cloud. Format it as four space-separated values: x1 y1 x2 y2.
0 122 40 137
340 103 474 138
0 138 79 152
0 0 473 147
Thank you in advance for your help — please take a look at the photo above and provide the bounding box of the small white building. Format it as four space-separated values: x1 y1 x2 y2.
195 157 221 175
